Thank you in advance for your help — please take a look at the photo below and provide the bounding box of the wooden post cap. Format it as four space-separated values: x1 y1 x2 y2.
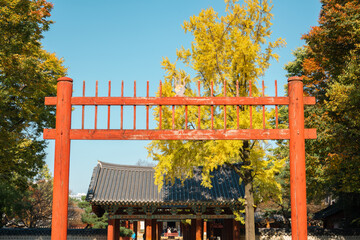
57 77 73 82
288 76 303 82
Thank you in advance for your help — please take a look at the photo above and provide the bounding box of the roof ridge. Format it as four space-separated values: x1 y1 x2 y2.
98 161 155 171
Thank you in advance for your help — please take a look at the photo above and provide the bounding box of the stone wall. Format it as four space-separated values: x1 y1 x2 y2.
0 229 106 240
1 228 360 240
258 228 360 240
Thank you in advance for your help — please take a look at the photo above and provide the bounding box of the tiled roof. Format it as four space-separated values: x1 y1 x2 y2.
313 204 342 220
86 161 244 205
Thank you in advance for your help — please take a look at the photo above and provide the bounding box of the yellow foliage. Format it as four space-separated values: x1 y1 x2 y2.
148 0 285 205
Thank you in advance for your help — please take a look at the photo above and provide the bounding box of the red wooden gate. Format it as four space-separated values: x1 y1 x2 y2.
44 76 316 240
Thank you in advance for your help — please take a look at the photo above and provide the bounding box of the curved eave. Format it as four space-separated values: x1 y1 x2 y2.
89 199 242 207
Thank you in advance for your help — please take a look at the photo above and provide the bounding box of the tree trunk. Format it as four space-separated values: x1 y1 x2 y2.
244 179 255 240
242 140 255 240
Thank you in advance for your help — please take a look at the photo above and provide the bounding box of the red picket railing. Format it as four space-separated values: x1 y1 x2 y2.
44 76 315 240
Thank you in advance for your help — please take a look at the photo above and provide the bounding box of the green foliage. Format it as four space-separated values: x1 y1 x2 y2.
284 0 360 198
78 196 108 229
1 165 53 228
120 227 133 237
0 0 67 224
281 0 360 227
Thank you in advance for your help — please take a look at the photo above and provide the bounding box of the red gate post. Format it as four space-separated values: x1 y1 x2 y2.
288 76 307 240
51 77 73 240
107 219 115 240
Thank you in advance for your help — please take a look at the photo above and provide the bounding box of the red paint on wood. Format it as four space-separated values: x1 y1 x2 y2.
224 80 227 130
82 81 85 129
44 128 316 140
172 105 175 129
134 80 136 130
107 219 115 240
198 81 201 130
108 81 111 129
288 76 308 240
275 80 279 128
236 80 239 129
145 219 152 240
249 80 253 129
146 81 149 130
185 105 188 130
121 81 124 129
159 81 162 130
51 77 72 240
44 76 317 240
211 81 214 129
45 96 316 106
196 218 202 240
95 81 98 129
262 80 265 129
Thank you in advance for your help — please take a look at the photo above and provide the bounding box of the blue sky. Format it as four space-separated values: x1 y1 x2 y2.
42 0 322 194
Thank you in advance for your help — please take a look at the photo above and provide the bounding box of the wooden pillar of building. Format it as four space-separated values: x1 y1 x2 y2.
133 221 138 240
108 219 115 240
196 218 202 240
157 221 163 240
129 221 134 240
115 219 120 240
151 219 157 240
191 219 196 239
223 219 233 240
233 219 240 240
145 219 152 240
203 220 207 240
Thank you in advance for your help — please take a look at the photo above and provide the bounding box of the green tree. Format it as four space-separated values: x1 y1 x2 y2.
0 0 67 224
148 0 285 239
78 196 108 229
283 0 360 227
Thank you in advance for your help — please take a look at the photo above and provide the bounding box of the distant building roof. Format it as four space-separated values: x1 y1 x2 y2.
86 161 244 205
313 204 342 220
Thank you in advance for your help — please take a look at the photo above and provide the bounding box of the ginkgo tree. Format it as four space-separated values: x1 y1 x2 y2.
147 0 285 239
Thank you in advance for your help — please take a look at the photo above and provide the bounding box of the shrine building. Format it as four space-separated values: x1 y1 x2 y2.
86 161 244 240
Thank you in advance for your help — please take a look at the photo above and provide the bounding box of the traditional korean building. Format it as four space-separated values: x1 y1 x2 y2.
86 161 244 240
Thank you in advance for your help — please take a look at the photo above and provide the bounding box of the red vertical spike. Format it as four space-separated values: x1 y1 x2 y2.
172 105 175 129
249 80 253 129
134 80 136 130
185 105 188 130
211 81 214 129
146 81 149 130
236 80 239 129
107 81 111 129
82 81 85 129
198 81 201 129
159 80 162 130
275 80 279 128
121 81 123 130
95 80 98 129
262 80 265 129
224 80 226 130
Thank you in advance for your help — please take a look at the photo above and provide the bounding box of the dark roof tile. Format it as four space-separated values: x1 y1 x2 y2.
86 161 244 204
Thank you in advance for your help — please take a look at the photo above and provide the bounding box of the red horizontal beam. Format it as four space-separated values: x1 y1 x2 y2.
45 96 316 106
43 128 316 140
